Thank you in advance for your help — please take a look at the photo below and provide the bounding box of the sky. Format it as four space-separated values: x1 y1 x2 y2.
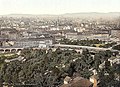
0 0 120 15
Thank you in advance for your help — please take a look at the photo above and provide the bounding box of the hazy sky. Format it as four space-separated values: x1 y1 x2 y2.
0 0 120 15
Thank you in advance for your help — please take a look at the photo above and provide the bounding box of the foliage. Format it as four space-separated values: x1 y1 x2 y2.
100 42 117 48
0 48 119 87
113 44 120 51
59 38 104 46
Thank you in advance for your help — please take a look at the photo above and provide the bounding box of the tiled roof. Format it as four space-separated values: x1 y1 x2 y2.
60 76 93 87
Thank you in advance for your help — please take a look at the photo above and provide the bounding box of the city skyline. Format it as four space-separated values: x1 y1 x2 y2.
0 0 120 15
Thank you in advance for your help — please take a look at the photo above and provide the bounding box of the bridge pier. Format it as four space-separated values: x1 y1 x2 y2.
10 49 12 52
16 49 18 52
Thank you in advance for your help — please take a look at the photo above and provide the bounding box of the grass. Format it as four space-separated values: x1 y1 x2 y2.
0 53 19 59
0 53 15 57
94 44 105 47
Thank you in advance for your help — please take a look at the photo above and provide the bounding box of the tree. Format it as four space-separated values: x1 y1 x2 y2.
113 45 120 51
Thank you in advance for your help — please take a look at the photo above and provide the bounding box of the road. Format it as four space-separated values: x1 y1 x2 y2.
51 44 119 52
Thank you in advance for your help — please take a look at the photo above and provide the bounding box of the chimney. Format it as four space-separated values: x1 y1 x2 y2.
90 75 97 87
93 78 97 87
64 76 71 84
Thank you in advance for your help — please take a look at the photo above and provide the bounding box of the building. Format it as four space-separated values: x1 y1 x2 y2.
89 34 110 41
0 28 18 35
65 33 78 40
66 33 110 41
13 38 53 48
110 29 120 40
13 33 54 48
60 75 93 87
0 28 18 40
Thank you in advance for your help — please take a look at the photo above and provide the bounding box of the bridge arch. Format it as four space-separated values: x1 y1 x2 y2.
11 49 16 52
16 49 22 52
0 49 5 53
5 49 11 53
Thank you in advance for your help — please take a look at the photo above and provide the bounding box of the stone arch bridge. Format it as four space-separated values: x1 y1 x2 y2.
0 47 24 53
0 44 119 53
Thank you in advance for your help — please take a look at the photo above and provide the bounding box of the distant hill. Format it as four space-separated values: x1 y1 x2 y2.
0 12 120 18
62 12 120 18
0 14 58 18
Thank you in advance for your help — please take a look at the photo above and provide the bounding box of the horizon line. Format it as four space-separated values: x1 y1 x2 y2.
1 12 120 16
